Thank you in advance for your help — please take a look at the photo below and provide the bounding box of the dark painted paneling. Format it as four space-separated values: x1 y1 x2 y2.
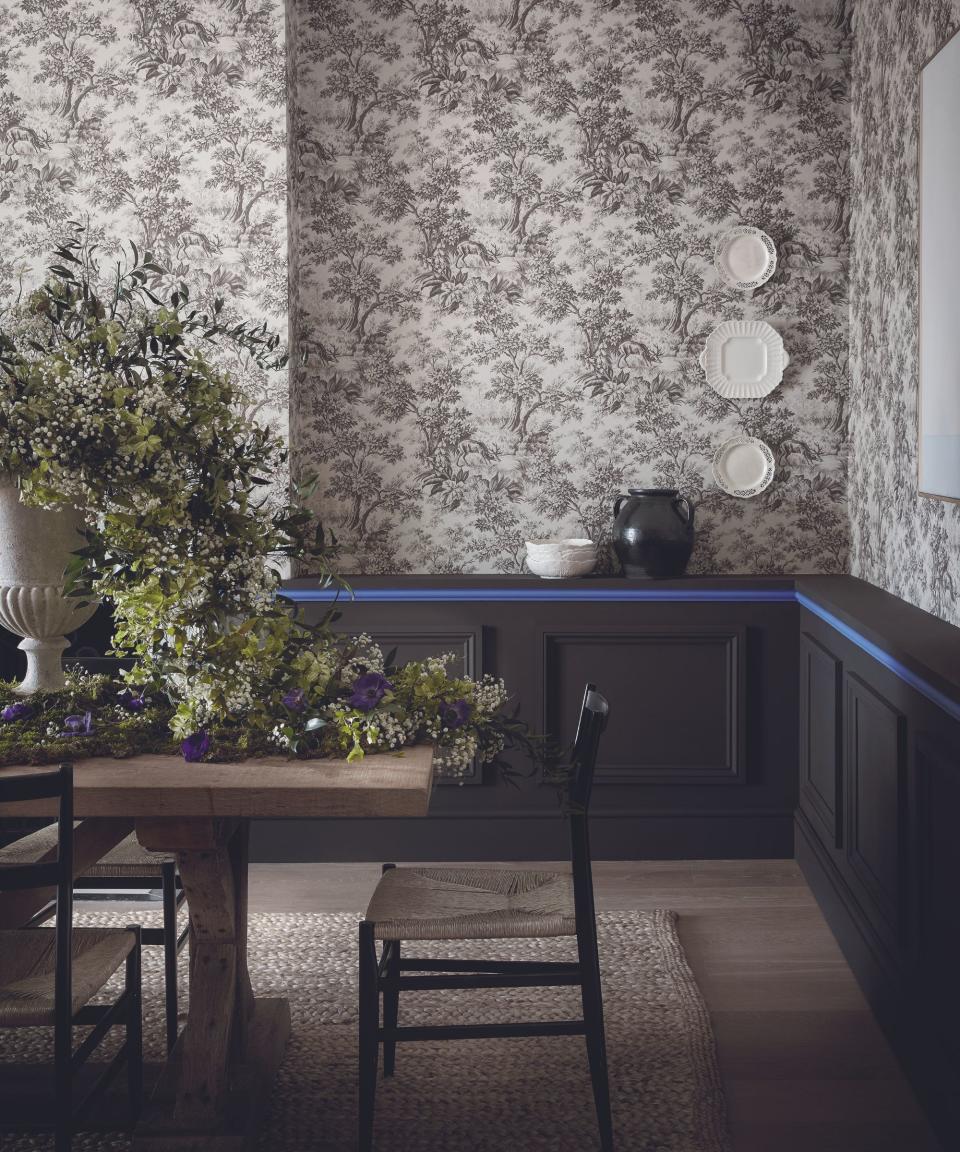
255 592 800 860
796 602 960 1150
915 735 960 1057
542 627 744 784
799 631 843 848
844 672 906 949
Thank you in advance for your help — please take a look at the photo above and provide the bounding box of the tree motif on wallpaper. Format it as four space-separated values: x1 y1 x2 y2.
849 0 960 627
291 0 852 574
0 0 287 428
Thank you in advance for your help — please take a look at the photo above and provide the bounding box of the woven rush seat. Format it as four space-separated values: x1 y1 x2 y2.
0 926 136 1027
364 866 576 941
0 825 172 877
84 833 172 878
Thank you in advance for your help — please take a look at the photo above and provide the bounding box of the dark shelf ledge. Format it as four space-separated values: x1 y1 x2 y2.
796 576 960 722
281 573 796 601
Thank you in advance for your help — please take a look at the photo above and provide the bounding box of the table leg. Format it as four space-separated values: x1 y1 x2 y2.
134 817 290 1151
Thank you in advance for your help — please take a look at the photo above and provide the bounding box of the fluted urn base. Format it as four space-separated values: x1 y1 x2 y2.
13 636 71 694
0 483 98 694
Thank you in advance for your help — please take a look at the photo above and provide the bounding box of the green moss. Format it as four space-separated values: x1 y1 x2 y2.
0 674 177 766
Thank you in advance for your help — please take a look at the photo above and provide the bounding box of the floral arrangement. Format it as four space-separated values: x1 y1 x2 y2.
0 229 540 777
0 645 528 776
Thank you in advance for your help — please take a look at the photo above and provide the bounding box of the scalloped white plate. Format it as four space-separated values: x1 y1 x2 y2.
715 226 777 289
712 435 775 499
698 320 789 398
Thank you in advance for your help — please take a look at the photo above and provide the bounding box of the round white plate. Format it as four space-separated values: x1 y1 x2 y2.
715 226 777 290
698 320 789 399
712 435 775 498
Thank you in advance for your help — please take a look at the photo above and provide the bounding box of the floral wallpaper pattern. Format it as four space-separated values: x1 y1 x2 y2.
290 0 852 574
0 0 288 428
849 0 960 627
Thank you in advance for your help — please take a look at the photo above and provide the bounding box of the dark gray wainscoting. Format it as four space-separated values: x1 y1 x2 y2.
252 577 801 862
792 577 960 1148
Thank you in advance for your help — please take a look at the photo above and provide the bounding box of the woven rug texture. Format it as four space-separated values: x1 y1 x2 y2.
0 909 730 1152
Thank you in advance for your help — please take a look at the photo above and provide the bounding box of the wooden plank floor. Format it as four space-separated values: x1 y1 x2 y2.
245 859 942 1152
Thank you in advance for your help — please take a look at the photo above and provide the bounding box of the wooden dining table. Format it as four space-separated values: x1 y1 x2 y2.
0 746 434 1150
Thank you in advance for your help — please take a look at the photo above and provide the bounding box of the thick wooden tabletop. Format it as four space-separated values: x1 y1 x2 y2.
0 745 434 819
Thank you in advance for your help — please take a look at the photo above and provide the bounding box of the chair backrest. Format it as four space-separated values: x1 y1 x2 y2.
0 763 74 1013
566 686 609 943
567 683 609 813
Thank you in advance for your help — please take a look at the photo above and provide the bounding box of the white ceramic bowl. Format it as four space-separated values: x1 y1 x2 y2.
525 537 594 553
525 551 597 579
525 539 597 579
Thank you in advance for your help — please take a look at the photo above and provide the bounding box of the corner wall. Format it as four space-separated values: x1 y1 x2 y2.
849 0 960 626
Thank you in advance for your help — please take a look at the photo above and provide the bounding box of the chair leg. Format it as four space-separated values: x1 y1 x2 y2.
579 934 614 1152
126 926 143 1120
358 921 380 1152
381 939 400 1077
54 1002 71 1152
161 861 179 1053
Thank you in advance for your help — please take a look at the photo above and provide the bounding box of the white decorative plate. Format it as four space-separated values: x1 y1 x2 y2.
712 435 775 499
698 320 789 399
715 226 777 289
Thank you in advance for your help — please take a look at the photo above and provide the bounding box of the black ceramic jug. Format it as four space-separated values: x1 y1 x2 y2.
612 488 695 579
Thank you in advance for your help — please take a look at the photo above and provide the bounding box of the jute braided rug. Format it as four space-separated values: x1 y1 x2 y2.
1 909 730 1152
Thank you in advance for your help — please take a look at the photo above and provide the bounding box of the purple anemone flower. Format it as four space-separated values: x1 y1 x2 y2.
180 731 211 762
1 701 32 723
348 672 393 712
117 688 147 713
62 711 94 737
282 688 306 713
441 699 473 730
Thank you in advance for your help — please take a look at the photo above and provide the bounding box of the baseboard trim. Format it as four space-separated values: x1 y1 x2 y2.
251 813 794 862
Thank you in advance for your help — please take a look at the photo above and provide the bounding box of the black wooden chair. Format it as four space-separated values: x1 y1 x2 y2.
0 826 187 1052
358 684 613 1152
0 763 143 1151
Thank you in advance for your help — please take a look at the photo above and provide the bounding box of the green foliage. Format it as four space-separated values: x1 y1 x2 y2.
0 224 334 740
0 673 176 766
0 228 543 775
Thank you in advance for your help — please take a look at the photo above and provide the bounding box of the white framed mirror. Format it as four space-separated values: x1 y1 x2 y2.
919 27 960 503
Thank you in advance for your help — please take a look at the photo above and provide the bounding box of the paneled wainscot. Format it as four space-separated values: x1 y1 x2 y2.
269 572 960 1147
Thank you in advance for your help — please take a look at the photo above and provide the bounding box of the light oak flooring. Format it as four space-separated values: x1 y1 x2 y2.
242 859 942 1152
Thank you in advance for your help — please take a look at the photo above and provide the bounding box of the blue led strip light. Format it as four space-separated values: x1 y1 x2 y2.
795 593 960 726
280 584 960 726
281 587 796 603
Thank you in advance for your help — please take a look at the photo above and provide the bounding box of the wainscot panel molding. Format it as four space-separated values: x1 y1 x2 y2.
541 627 744 785
798 631 843 851
842 671 906 952
792 581 960 1150
259 575 801 860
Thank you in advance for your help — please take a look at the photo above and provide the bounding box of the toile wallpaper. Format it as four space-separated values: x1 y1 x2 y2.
849 0 960 627
0 0 288 427
290 0 852 574
9 0 956 622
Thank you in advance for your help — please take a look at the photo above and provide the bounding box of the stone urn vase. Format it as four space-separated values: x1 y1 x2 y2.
0 480 98 693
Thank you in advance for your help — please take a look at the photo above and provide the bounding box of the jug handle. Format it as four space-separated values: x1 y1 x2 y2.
672 494 694 526
613 494 628 518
